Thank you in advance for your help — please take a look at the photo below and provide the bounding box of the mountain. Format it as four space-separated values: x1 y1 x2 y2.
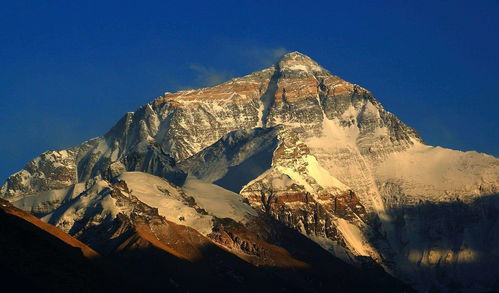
2 51 498 292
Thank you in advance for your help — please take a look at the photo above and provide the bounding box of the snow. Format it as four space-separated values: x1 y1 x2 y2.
280 52 324 72
303 155 349 190
118 172 182 198
270 173 295 189
256 102 265 128
305 114 360 150
275 165 314 193
361 100 380 117
12 183 87 214
275 153 349 194
146 197 214 235
30 172 216 236
41 179 116 232
288 64 310 72
116 172 259 234
335 218 370 256
375 142 499 202
304 115 388 213
181 127 278 193
110 141 120 161
94 139 110 155
100 194 120 218
183 178 257 222
117 172 214 235
115 172 258 234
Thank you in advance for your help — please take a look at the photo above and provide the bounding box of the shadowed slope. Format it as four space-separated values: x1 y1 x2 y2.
0 198 136 292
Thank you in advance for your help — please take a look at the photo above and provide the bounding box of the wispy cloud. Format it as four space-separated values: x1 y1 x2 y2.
170 43 289 91
237 46 289 68
187 64 234 88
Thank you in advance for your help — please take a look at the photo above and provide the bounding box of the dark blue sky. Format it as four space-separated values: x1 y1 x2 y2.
1 0 498 182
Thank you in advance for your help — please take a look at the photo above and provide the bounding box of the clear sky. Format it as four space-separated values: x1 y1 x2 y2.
1 0 498 182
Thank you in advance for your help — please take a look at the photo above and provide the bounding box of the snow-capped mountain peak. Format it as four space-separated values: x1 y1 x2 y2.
277 51 327 74
1 51 498 293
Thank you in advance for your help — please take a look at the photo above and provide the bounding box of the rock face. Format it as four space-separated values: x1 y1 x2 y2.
1 51 498 292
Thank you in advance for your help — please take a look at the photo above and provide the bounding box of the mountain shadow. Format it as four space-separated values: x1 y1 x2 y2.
369 193 499 293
